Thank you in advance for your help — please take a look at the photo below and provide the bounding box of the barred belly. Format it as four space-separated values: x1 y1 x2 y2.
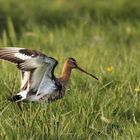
39 90 64 102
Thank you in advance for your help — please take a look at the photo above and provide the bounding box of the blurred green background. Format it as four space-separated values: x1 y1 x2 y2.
0 0 140 35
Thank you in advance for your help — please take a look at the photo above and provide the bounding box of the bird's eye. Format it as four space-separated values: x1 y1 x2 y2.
71 61 77 65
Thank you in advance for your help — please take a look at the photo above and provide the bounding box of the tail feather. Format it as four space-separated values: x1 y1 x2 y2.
8 90 27 102
8 95 22 102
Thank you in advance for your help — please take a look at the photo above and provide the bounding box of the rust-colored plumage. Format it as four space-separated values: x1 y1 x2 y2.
0 47 98 103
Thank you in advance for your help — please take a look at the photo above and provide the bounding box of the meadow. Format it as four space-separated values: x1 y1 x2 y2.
0 0 140 139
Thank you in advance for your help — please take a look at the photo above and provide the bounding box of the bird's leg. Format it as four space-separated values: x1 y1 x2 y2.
16 102 23 112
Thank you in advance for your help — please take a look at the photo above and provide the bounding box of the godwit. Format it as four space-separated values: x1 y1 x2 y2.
0 47 98 103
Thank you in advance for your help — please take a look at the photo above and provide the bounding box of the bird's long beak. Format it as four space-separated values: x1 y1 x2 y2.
76 66 98 80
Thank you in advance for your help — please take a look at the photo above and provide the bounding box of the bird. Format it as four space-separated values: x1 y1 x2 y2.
0 47 98 103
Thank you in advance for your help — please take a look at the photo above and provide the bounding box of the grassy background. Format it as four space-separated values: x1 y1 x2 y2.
0 0 140 139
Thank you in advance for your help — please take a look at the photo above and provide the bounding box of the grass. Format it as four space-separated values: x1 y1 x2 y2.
0 0 140 139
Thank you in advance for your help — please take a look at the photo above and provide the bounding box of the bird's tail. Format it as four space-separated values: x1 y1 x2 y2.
8 90 27 102
8 95 22 102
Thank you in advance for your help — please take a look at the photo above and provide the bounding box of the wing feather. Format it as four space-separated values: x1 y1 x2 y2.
0 47 58 96
28 57 58 96
17 57 45 71
0 47 29 63
0 47 46 64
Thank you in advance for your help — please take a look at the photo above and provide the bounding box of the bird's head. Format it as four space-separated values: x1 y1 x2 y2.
66 57 78 68
66 57 98 80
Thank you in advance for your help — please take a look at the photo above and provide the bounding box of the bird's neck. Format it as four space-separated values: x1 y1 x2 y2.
59 63 72 86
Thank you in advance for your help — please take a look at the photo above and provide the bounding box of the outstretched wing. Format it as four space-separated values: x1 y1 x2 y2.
0 47 31 90
0 47 58 93
0 47 46 69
